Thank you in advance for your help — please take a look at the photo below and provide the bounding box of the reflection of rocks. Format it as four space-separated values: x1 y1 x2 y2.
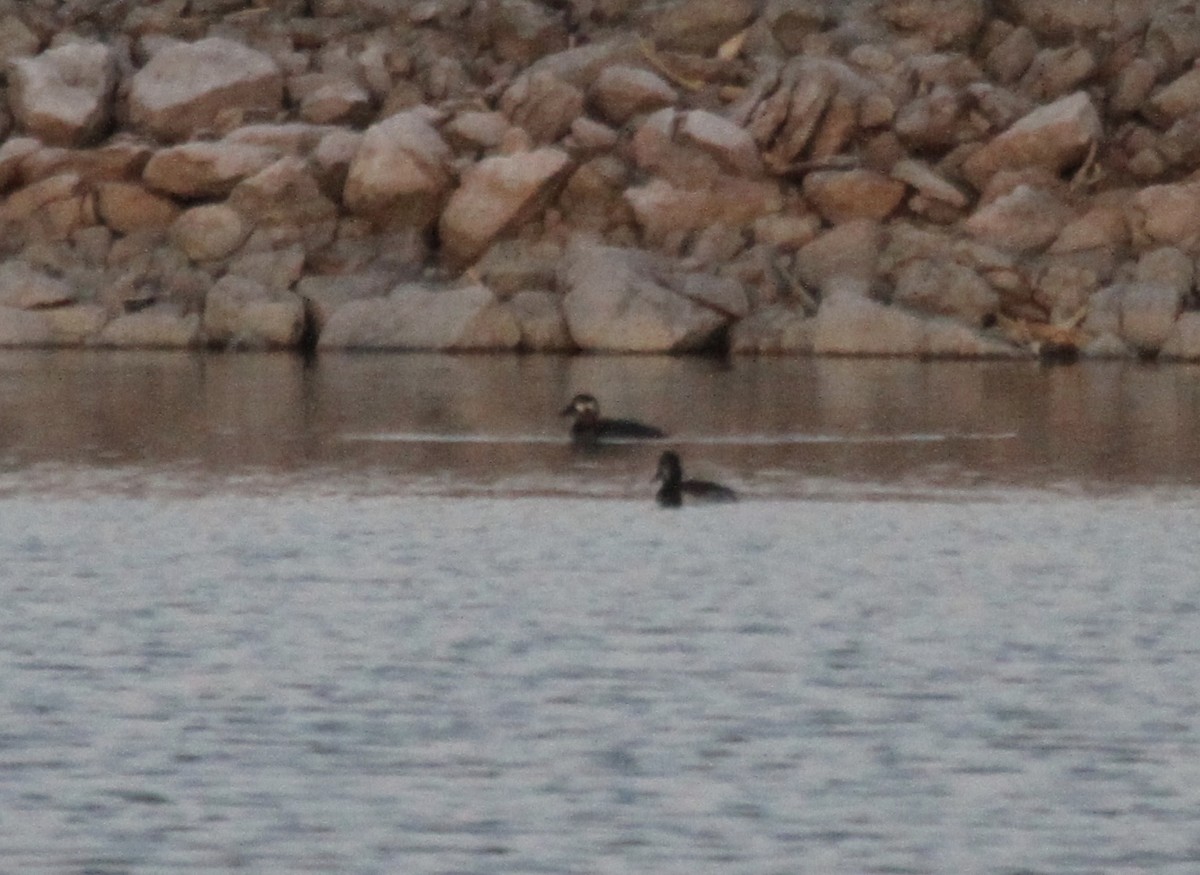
0 4 1197 357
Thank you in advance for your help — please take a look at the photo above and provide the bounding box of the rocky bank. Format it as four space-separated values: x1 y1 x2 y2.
2 0 1200 359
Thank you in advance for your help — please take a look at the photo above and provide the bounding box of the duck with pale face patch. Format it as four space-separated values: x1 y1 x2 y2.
560 393 666 445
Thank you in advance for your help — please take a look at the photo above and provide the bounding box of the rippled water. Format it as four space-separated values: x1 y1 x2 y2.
3 352 1200 874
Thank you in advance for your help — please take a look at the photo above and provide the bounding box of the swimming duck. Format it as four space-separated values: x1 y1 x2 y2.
560 393 666 444
653 450 737 507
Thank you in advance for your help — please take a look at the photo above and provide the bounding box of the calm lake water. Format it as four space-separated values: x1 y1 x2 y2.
2 351 1200 874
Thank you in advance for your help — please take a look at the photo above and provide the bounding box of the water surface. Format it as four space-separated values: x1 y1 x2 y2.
1 351 1199 874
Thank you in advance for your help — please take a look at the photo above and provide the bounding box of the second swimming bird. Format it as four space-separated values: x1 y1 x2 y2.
653 450 737 507
560 393 666 444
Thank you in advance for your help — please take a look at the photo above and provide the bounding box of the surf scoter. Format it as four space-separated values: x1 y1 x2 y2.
560 393 666 444
653 450 737 507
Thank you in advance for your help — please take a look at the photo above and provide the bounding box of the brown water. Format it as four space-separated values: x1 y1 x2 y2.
2 350 1199 495
3 351 1200 874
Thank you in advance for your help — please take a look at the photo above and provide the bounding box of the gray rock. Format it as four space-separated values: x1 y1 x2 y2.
963 185 1073 252
892 259 999 326
507 290 574 351
97 307 202 349
0 260 75 309
296 272 394 333
729 305 815 355
1119 282 1182 354
318 282 521 351
203 275 306 349
644 0 756 54
0 306 54 347
1160 312 1200 360
794 220 882 297
558 241 728 353
8 42 117 147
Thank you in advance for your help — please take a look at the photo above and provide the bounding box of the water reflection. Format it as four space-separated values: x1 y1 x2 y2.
0 350 1198 495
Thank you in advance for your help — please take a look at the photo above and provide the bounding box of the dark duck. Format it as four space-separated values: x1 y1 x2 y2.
653 450 737 508
560 393 666 444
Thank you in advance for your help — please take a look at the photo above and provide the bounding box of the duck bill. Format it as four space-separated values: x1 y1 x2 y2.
559 403 575 416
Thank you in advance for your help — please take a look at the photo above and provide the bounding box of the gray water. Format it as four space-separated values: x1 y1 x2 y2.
3 351 1200 874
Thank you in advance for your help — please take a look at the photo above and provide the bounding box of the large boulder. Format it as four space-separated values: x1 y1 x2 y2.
203 275 305 349
439 147 572 267
317 283 521 351
558 241 729 353
891 259 999 326
343 110 453 230
8 42 117 147
961 91 1101 189
128 37 284 142
97 308 201 349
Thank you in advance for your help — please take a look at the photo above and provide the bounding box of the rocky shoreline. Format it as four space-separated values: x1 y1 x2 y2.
1 0 1200 359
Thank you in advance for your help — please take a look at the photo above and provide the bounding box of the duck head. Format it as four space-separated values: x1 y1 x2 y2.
653 450 683 485
560 393 599 419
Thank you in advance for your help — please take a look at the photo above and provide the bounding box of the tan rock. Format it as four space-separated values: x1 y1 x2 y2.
143 141 281 199
644 0 756 54
803 169 906 224
95 183 180 235
624 177 783 245
343 110 453 230
1020 45 1096 101
318 283 521 351
500 70 585 144
961 91 1101 190
985 25 1038 84
439 147 573 266
0 173 88 242
128 37 284 142
1050 204 1129 253
289 73 372 126
9 42 117 147
0 14 39 64
879 0 986 49
1110 58 1159 116
590 65 677 126
171 204 250 262
443 111 511 152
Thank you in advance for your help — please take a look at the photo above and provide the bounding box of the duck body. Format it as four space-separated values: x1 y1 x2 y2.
654 450 737 507
561 393 666 444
